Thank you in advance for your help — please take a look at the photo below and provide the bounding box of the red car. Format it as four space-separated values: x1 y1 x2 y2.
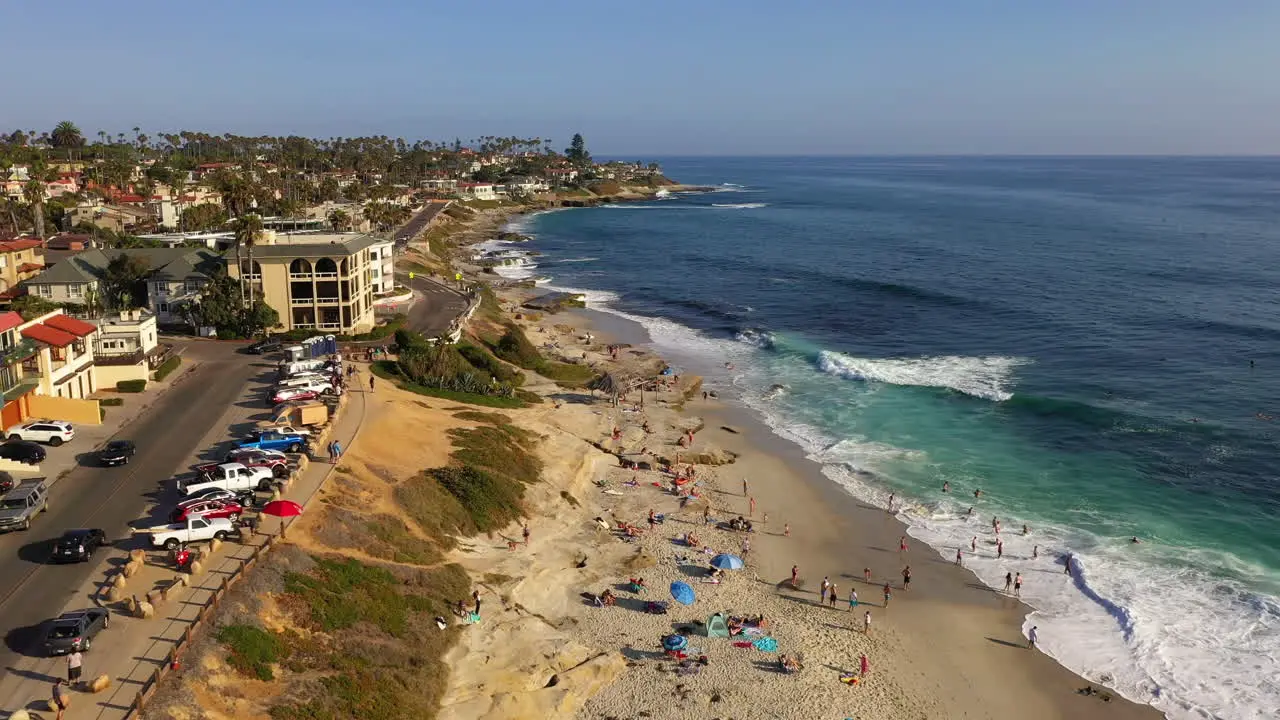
271 389 320 405
170 499 244 524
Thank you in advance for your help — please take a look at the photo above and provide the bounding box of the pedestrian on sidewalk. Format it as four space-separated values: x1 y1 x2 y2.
369 375 375 393
333 440 343 462
52 679 68 719
67 649 83 684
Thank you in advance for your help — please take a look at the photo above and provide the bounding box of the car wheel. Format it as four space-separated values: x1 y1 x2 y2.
104 614 110 628
228 513 240 522
49 437 63 447
272 464 288 478
213 531 228 541
8 434 21 442
21 518 29 531
257 479 272 492
82 636 91 651
288 443 302 453
164 538 180 551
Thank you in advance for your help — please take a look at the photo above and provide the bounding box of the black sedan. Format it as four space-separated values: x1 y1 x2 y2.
98 440 136 466
51 528 108 563
0 440 45 464
44 608 109 655
245 338 283 355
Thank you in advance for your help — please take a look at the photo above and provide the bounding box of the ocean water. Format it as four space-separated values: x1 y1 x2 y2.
480 157 1280 720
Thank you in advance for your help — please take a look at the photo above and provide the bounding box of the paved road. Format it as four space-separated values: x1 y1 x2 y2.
398 272 471 338
0 344 262 671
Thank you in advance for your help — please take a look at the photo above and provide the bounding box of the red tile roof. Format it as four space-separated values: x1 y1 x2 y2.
21 323 77 348
116 194 147 203
0 239 43 253
44 314 97 337
0 311 23 333
0 287 24 301
16 263 43 273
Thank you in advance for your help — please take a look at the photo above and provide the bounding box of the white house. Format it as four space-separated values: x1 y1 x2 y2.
458 183 497 201
368 238 395 294
505 177 550 195
92 309 165 386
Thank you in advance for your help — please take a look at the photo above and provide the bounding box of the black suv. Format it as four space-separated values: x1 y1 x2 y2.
246 338 283 355
98 440 136 466
51 528 108 563
0 441 45 464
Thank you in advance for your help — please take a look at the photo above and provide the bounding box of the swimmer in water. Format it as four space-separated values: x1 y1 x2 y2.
974 488 982 498
1131 536 1142 544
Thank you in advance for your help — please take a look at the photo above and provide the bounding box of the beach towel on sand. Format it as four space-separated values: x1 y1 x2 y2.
752 637 778 653
732 641 754 648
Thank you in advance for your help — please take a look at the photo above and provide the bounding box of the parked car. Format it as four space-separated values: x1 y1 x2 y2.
44 608 110 654
98 440 136 467
272 388 320 404
225 447 288 464
178 462 277 496
177 487 255 508
237 432 308 454
196 454 289 479
139 516 235 550
0 471 13 495
4 420 74 446
246 338 283 355
0 479 50 532
50 528 108 563
0 441 45 465
170 499 243 524
276 372 328 389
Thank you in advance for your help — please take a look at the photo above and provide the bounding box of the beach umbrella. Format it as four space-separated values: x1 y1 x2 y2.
260 500 304 518
670 581 696 606
710 554 745 571
661 634 688 652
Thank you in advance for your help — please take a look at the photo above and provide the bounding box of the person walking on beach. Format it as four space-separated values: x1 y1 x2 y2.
1064 554 1073 577
749 496 756 516
849 587 858 610
1027 625 1039 650
864 611 872 634
647 508 656 530
863 567 872 582
522 524 531 545
901 566 911 591
972 536 977 553
887 494 895 513
703 506 711 525
1004 572 1013 594
1014 572 1023 598
860 653 870 677
743 478 749 497
829 584 838 607
472 589 482 617
1033 545 1039 559
784 523 790 537
899 536 908 555
997 538 1004 559
741 536 751 555
820 576 830 602
882 582 892 608
955 548 963 566
791 565 799 586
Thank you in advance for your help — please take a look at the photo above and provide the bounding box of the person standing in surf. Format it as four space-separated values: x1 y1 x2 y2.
1014 572 1023 597
1004 572 1013 593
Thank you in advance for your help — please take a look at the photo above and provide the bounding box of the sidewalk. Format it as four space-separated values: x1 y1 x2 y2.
0 383 368 720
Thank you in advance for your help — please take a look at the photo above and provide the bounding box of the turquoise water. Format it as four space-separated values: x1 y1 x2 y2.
482 157 1280 719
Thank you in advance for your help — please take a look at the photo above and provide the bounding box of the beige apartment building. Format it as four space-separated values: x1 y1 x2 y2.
228 231 378 334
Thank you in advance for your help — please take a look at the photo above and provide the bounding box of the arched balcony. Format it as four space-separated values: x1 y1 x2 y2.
314 258 339 279
289 258 313 279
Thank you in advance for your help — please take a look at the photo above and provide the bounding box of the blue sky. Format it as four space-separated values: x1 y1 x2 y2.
6 1 1279 154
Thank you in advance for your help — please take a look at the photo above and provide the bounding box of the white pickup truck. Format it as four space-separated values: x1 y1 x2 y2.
139 516 235 550
178 462 276 497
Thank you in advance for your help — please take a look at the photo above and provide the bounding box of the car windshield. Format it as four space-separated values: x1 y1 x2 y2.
49 624 79 638
107 442 130 451
2 499 26 509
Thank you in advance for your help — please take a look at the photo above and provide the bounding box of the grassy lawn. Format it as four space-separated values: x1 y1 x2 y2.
370 360 525 409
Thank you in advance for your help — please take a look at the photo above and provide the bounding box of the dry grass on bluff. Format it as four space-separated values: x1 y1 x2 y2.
146 404 543 719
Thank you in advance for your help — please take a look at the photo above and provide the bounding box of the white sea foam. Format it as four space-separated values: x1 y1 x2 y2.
555 257 599 264
711 202 768 209
816 351 1026 402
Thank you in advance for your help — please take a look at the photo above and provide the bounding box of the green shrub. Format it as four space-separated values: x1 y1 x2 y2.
283 558 431 637
358 313 406 341
99 397 124 406
153 356 181 381
394 327 430 351
425 465 524 533
116 379 147 393
457 342 520 384
371 359 524 408
492 325 542 368
217 624 289 681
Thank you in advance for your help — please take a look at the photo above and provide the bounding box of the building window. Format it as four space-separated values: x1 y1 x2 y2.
69 283 83 298
158 303 169 313
185 280 202 294
36 285 52 298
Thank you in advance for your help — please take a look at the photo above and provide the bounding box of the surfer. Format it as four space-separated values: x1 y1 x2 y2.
1131 536 1142 544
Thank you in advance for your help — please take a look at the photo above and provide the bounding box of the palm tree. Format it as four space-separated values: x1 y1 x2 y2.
22 180 46 239
232 213 264 306
51 121 84 159
327 209 350 232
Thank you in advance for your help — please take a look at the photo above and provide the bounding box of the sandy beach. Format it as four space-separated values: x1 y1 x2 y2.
433 289 1166 720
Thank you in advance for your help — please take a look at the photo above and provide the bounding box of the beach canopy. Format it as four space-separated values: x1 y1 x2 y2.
260 500 304 518
661 634 688 652
706 613 730 638
670 581 696 606
588 371 645 402
710 554 745 570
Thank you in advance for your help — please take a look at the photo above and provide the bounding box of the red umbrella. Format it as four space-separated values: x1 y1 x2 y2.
261 500 304 518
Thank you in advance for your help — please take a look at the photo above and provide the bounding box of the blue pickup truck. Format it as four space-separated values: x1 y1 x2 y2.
235 431 307 454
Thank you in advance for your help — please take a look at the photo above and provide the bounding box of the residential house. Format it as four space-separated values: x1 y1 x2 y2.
546 168 579 184
191 162 240 181
65 202 151 233
458 182 497 201
505 177 550 195
23 247 223 323
44 176 79 198
227 231 378 334
0 311 41 429
92 309 167 386
44 234 96 252
0 239 45 294
18 310 100 423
